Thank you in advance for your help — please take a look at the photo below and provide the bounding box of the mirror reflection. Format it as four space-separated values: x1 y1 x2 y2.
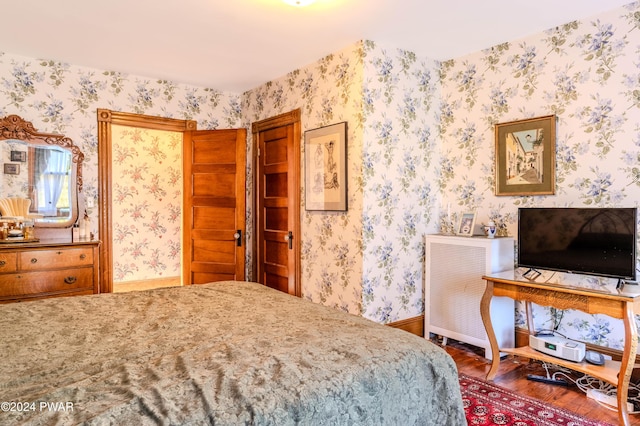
3 139 72 221
0 115 82 228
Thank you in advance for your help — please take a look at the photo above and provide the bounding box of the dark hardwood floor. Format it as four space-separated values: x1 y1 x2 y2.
441 338 640 425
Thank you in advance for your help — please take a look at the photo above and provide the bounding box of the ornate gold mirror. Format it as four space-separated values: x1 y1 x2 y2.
0 115 83 227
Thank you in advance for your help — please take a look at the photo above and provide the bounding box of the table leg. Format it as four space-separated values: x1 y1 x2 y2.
480 279 500 380
617 301 638 426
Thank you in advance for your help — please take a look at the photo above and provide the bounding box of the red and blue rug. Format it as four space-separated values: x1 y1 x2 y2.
460 374 614 425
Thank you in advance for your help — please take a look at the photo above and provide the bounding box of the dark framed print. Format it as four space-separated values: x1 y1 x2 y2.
10 150 26 162
456 212 476 236
495 115 556 196
305 121 347 211
3 163 19 175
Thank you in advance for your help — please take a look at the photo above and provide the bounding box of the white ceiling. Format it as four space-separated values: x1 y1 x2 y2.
1 0 633 93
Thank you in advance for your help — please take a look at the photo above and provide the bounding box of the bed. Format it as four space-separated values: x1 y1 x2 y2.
0 281 465 425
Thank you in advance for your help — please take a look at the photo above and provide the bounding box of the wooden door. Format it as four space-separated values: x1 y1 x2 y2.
183 129 246 284
252 110 301 296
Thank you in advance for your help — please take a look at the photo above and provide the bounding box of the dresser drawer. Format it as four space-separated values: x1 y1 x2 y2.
0 252 17 273
0 267 94 298
19 247 94 271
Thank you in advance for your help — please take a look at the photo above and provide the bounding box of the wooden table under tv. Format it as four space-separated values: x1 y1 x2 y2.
481 270 640 426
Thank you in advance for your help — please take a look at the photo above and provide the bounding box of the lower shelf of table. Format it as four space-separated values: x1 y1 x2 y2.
500 346 624 385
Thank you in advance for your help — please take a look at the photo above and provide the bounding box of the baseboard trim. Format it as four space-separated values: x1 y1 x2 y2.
387 315 424 337
113 276 181 293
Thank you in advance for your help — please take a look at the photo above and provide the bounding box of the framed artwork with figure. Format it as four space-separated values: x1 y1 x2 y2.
495 115 556 196
304 122 347 211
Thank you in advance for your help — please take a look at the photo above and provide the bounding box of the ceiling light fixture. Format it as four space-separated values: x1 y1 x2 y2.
283 0 316 7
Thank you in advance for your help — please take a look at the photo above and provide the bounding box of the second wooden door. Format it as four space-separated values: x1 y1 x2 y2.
253 110 301 296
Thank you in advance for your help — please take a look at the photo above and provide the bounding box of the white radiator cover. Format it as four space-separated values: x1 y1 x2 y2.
424 234 515 360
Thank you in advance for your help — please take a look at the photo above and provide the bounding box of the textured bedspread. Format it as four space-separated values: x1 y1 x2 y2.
0 281 464 425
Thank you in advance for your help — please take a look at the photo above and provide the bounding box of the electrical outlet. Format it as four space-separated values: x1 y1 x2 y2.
86 197 95 208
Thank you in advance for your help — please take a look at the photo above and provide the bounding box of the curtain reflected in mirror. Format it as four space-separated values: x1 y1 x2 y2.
31 146 72 218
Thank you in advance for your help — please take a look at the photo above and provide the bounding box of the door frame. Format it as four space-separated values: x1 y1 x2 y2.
251 109 301 296
97 109 197 293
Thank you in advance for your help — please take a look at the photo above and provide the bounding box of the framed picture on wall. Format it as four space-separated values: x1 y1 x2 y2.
10 150 26 162
304 121 347 211
3 163 19 175
456 212 476 236
495 115 556 196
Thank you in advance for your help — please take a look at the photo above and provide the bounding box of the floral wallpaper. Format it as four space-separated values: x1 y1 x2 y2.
1 140 30 198
246 0 640 350
360 43 440 322
111 126 182 283
243 42 440 321
0 51 241 278
0 1 639 352
438 1 640 350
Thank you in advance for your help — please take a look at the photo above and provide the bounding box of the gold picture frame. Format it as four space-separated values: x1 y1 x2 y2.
495 115 556 196
304 121 347 211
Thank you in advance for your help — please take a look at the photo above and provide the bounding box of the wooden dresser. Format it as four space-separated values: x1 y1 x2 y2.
0 239 100 302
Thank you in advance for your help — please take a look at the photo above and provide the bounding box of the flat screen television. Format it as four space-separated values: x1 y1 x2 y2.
517 207 637 280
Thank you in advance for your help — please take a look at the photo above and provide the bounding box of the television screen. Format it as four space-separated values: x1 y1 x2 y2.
517 207 637 280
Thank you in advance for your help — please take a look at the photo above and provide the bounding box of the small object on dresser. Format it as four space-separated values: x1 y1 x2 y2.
79 219 86 240
23 219 34 239
7 228 23 238
72 223 80 241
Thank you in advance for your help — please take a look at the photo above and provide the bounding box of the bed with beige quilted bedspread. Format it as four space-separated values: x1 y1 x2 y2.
0 281 464 425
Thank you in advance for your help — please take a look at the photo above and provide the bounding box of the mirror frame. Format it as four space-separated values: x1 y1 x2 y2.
0 114 83 228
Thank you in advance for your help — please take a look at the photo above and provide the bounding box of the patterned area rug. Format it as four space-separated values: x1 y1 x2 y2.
459 374 614 426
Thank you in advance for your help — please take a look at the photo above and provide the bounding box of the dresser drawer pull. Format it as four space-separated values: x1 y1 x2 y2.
31 258 38 264
0 260 5 267
64 276 77 284
80 254 86 260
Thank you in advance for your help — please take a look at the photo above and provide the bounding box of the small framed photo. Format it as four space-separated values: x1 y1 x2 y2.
10 151 26 162
495 115 556 196
3 163 19 175
304 121 347 211
456 212 476 236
